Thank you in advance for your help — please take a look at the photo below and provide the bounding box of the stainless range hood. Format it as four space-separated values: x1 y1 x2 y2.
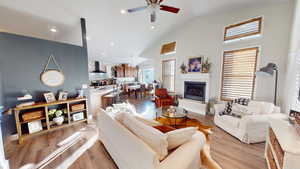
90 61 107 81
92 61 106 73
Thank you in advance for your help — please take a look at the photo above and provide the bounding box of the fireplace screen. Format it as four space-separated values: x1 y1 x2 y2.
184 81 206 101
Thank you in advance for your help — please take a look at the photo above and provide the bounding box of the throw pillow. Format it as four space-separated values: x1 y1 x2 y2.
165 127 197 150
113 102 137 115
245 105 261 115
231 103 246 118
235 98 250 106
223 101 234 115
231 103 260 118
122 113 169 161
248 101 274 114
220 98 250 116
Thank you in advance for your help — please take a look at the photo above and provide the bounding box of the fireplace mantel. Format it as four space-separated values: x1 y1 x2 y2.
180 73 210 81
180 73 210 103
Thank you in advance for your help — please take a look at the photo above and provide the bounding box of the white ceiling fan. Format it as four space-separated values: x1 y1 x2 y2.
126 0 180 22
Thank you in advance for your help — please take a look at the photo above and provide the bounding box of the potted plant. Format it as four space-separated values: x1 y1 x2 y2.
202 58 211 73
52 110 64 125
48 109 57 121
180 62 187 74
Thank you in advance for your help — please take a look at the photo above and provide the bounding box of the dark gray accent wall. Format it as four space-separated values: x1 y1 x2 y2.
0 73 3 107
0 32 89 137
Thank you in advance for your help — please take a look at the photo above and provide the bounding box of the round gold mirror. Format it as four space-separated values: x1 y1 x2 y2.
40 70 65 87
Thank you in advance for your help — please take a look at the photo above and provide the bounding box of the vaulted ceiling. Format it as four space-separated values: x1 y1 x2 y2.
0 0 286 65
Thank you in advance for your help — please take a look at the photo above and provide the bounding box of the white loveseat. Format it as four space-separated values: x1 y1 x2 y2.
214 101 287 144
97 109 206 169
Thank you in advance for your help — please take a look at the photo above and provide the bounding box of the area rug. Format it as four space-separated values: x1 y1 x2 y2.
155 117 222 169
155 117 213 139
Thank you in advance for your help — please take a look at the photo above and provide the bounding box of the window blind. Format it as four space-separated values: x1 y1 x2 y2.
224 17 262 41
221 47 258 100
162 59 176 92
161 42 176 55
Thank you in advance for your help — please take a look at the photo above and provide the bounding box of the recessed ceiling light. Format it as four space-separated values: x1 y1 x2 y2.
50 28 57 33
151 25 155 30
86 36 90 40
120 9 127 14
110 42 115 46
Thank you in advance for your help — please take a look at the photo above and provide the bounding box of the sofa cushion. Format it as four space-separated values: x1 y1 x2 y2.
231 103 261 117
122 113 168 161
165 127 197 150
114 112 126 123
248 101 274 114
219 114 241 128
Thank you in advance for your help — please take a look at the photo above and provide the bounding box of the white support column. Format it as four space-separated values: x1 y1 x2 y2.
284 0 300 113
0 107 9 169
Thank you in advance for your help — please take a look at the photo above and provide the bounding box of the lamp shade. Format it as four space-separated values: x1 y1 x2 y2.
258 63 278 75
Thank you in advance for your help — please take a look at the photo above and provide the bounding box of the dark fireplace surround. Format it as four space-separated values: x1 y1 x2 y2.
184 81 206 101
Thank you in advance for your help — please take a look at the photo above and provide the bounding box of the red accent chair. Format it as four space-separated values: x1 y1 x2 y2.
155 88 174 107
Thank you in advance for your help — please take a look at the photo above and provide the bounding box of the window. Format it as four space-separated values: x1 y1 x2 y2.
224 17 262 42
221 47 259 100
161 42 176 55
162 59 176 92
140 68 154 84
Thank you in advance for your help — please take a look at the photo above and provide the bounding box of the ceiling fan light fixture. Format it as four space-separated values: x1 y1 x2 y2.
120 9 127 14
50 27 57 33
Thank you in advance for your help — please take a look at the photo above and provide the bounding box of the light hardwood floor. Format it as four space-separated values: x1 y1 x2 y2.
6 96 267 169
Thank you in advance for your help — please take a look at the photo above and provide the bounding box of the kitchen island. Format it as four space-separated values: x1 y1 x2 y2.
89 85 117 118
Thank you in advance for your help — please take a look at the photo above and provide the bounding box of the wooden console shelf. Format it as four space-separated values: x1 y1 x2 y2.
265 119 300 169
14 98 89 144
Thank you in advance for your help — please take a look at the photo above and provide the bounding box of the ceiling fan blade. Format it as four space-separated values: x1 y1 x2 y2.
159 0 164 4
127 6 148 13
160 5 180 14
149 0 159 3
146 0 151 5
151 11 156 23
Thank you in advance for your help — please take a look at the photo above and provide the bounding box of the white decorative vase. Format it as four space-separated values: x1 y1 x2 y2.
53 116 64 125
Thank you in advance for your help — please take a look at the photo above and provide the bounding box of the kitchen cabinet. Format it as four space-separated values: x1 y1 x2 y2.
116 65 125 77
115 64 138 78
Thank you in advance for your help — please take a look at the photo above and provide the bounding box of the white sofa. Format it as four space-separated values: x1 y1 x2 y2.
214 102 287 144
97 109 206 169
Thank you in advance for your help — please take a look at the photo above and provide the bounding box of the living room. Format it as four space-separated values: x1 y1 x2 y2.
1 0 300 169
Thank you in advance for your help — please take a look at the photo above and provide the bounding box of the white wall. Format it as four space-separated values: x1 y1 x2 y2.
139 1 294 109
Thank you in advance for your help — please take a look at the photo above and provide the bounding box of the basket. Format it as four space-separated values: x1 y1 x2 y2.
71 104 85 112
22 110 44 121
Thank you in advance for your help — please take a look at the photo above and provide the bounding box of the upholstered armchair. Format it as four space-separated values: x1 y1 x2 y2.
155 88 174 107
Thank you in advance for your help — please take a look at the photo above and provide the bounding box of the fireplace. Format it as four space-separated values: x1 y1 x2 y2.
184 81 206 101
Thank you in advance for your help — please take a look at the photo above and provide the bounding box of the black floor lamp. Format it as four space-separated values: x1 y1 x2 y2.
257 63 278 105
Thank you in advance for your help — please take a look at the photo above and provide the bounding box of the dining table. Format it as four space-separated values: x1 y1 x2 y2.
127 84 141 99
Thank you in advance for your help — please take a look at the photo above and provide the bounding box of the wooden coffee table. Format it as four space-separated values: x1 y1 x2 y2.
156 106 188 128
